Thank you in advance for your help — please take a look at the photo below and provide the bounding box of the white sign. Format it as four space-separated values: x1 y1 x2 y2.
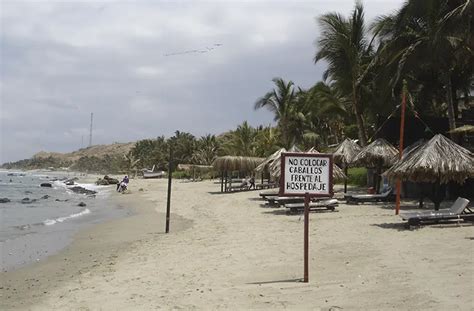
281 153 333 196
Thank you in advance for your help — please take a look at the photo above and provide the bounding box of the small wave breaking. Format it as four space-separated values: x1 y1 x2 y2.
43 208 91 226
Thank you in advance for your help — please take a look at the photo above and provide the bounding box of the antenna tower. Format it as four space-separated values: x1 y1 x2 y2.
89 112 93 147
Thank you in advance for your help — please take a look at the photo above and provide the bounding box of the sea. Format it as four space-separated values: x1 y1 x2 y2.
0 170 130 272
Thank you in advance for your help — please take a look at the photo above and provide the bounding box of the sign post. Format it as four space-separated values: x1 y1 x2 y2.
165 145 173 233
280 153 333 283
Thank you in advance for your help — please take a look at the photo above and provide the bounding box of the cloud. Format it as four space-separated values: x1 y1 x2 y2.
0 0 404 163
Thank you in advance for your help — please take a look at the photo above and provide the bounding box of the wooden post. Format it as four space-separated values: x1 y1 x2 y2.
165 145 173 233
220 171 224 193
395 81 407 215
344 164 348 193
304 193 310 283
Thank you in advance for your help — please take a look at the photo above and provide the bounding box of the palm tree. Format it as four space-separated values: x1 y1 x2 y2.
314 2 373 146
123 151 140 177
254 78 300 149
192 134 220 165
220 121 258 156
254 126 280 157
303 82 349 146
371 0 473 134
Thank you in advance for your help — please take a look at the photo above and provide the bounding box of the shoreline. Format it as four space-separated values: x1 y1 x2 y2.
1 181 193 310
0 171 128 272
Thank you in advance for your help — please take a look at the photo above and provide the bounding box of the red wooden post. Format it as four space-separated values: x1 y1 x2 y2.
304 192 310 282
395 81 407 215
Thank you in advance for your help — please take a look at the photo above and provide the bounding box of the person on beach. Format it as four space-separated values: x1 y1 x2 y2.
117 175 129 192
248 176 255 189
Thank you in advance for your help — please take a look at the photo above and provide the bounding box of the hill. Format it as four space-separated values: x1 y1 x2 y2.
2 142 136 173
33 143 135 162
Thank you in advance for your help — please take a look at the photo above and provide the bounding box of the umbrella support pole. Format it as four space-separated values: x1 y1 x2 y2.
344 165 348 193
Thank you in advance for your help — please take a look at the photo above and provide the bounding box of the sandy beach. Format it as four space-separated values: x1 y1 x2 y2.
1 179 473 310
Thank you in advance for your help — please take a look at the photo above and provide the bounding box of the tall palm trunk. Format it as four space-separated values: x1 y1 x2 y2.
445 74 457 139
352 83 368 146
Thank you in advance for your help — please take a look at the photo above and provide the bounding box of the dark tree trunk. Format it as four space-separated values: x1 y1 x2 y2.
445 75 457 139
352 84 368 146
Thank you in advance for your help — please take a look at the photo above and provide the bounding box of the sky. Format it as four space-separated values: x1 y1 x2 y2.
0 0 404 163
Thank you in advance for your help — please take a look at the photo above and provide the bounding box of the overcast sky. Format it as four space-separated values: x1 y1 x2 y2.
0 0 404 163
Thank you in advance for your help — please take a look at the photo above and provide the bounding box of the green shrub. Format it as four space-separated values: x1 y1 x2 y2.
172 171 191 179
347 167 367 186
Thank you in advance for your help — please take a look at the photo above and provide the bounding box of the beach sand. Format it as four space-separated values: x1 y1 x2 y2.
1 179 473 310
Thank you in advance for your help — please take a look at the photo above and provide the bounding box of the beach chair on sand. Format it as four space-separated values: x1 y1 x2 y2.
259 189 279 199
255 182 277 190
285 199 339 214
345 188 394 204
265 196 308 207
400 197 473 228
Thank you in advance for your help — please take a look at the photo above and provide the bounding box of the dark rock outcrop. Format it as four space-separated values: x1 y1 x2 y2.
40 183 52 188
0 198 10 203
78 202 87 207
96 175 119 185
21 198 37 204
41 195 50 199
69 186 97 195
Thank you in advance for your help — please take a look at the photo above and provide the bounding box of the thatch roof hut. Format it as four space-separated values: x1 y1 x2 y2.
352 138 398 193
254 148 286 173
352 138 398 168
332 139 362 192
212 156 264 172
384 134 474 184
332 138 362 166
213 156 264 192
306 147 346 182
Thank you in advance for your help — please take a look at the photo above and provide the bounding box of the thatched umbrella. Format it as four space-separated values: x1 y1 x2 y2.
254 148 286 184
332 138 362 192
268 145 301 178
384 134 474 209
352 138 399 193
254 148 286 173
306 147 346 182
213 156 264 192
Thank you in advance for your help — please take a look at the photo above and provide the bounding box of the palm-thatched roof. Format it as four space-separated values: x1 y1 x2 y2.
332 138 362 165
288 145 302 152
254 148 286 173
306 147 346 182
352 138 399 168
212 156 264 172
384 134 474 184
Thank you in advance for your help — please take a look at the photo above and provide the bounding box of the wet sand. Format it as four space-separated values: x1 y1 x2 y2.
1 179 473 310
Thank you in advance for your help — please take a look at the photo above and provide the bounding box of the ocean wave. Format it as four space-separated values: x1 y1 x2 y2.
43 208 91 226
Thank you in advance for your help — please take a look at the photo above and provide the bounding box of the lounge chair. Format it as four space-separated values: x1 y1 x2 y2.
265 196 307 206
255 182 278 190
345 187 394 204
259 189 279 199
400 197 473 228
227 183 249 192
285 199 339 213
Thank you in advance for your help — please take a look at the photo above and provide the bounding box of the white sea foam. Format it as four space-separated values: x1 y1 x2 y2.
43 208 91 226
